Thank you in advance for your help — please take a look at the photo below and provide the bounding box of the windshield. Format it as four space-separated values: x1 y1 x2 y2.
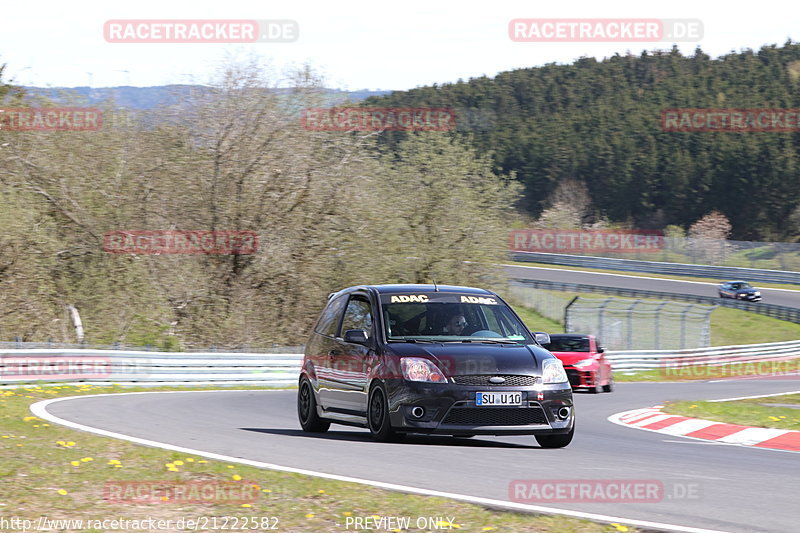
543 336 590 352
731 282 753 290
380 293 532 343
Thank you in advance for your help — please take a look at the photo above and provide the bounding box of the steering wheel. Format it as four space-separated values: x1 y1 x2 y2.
470 330 503 338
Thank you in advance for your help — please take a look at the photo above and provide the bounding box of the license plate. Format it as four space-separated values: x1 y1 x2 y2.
476 392 523 406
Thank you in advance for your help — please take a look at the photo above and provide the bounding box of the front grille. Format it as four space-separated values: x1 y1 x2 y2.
451 375 539 386
565 369 581 387
442 407 548 426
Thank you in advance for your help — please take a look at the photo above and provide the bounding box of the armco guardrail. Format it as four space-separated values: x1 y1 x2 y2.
606 340 800 372
510 278 800 323
0 349 303 387
511 251 800 285
2 344 797 386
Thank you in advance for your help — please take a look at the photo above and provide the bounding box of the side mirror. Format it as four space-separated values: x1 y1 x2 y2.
597 347 605 353
533 332 550 345
343 329 370 345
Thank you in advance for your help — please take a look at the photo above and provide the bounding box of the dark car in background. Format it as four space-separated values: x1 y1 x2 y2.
718 281 762 302
542 334 613 393
297 284 575 447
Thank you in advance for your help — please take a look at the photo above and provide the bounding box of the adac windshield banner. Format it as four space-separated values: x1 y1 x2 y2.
510 229 664 254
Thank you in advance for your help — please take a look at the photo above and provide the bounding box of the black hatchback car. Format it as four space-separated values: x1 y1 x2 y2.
297 284 575 447
718 281 762 302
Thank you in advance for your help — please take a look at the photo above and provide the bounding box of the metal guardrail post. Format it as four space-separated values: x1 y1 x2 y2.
564 296 579 332
654 302 668 350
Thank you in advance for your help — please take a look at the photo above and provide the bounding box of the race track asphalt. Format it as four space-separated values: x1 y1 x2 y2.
503 264 800 310
44 380 800 533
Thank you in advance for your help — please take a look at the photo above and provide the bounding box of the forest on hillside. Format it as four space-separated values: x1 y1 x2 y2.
365 42 800 241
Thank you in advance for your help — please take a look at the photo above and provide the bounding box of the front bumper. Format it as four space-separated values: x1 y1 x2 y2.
385 380 574 436
737 293 762 302
564 367 598 389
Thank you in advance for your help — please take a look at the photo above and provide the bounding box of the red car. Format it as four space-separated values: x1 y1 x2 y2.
542 334 613 393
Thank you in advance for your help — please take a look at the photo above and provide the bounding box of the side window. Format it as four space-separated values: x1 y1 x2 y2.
340 297 373 337
314 295 348 337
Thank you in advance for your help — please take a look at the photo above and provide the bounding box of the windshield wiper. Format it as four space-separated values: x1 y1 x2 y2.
387 338 441 343
466 339 521 344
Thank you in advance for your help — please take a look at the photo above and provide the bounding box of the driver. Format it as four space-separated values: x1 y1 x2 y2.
445 314 468 335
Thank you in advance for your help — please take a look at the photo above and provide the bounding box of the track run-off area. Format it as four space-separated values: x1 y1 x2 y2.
26 265 800 533
34 379 800 533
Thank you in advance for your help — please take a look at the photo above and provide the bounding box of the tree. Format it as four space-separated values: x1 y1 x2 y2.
378 133 521 286
687 211 733 264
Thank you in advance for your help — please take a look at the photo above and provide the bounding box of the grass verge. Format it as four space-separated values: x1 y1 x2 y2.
1 384 634 533
661 393 800 431
512 305 563 334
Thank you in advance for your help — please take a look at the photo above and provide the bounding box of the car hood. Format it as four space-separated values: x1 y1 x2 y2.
385 342 552 376
736 289 758 294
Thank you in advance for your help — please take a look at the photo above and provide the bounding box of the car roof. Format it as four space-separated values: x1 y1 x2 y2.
333 284 496 297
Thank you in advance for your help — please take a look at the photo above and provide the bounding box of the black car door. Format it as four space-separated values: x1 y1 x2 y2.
326 294 376 415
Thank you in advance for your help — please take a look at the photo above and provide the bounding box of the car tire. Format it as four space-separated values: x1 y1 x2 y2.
367 384 404 442
602 376 614 393
589 377 602 394
297 377 330 433
536 425 574 448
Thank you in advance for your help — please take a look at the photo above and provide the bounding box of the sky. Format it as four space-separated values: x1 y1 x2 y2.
1 0 798 91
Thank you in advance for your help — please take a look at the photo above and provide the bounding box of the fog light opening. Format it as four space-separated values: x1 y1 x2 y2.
557 407 571 420
411 406 425 419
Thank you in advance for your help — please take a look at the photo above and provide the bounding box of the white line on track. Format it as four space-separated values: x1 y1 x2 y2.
707 390 800 402
503 263 800 293
32 390 732 533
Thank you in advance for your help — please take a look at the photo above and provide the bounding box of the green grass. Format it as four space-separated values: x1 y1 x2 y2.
513 305 564 334
662 394 800 431
0 384 634 533
711 307 800 345
509 260 800 292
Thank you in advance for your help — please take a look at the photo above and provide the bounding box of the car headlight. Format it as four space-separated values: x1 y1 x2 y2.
400 357 447 383
542 358 568 384
754 292 760 296
573 359 595 369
